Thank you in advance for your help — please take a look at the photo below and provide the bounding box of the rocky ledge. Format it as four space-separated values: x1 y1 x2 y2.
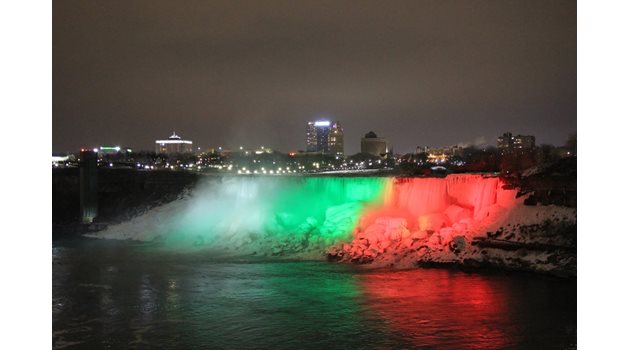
327 203 577 277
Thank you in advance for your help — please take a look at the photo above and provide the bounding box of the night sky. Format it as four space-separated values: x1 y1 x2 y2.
53 0 576 154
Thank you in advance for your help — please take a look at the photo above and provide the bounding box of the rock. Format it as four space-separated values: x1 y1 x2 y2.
418 213 448 232
411 230 429 240
428 233 441 247
362 223 386 244
439 227 454 244
410 239 423 250
449 235 467 253
375 217 408 229
363 249 376 258
416 246 429 258
452 222 467 233
444 205 473 224
388 230 402 241
401 237 414 249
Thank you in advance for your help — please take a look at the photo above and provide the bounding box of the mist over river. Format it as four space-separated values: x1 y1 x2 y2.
53 238 576 349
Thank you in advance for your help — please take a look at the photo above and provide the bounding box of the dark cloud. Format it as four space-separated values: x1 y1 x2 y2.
53 0 576 153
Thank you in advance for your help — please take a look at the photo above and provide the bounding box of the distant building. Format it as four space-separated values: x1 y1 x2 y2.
513 135 535 150
306 122 319 152
497 132 513 153
328 122 344 157
361 131 388 157
306 120 344 156
415 146 427 154
497 132 535 154
412 144 463 164
155 132 193 154
97 146 132 155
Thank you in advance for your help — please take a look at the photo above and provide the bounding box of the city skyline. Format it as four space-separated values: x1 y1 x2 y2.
53 0 576 154
54 125 555 156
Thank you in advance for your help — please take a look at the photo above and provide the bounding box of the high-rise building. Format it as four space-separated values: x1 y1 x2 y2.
513 135 536 150
497 132 513 153
361 131 388 157
306 121 319 152
328 122 344 157
497 132 535 154
306 120 344 156
156 132 194 154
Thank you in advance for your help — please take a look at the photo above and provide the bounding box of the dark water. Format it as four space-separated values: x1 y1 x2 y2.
53 238 576 349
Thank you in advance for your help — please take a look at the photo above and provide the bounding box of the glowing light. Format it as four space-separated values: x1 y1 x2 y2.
314 121 330 127
52 156 69 162
155 140 193 144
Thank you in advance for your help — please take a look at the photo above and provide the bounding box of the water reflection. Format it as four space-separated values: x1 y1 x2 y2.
359 269 511 348
358 268 576 349
53 239 576 349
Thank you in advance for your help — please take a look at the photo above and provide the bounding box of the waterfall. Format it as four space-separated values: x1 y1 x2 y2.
92 175 516 257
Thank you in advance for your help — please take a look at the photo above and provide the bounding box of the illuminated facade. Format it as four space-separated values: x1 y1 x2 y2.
514 135 535 150
497 132 535 154
361 131 388 157
155 132 194 154
97 146 132 155
306 120 344 156
328 122 344 157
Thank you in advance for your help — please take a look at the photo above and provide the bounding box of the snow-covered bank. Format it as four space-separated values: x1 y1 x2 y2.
326 202 576 276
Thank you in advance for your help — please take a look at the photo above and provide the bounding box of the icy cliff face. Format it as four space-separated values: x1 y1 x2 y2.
89 174 576 274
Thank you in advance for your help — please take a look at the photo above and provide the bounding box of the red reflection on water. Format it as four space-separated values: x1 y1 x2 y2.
359 269 516 349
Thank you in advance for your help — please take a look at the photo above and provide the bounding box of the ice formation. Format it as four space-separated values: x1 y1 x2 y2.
90 175 576 274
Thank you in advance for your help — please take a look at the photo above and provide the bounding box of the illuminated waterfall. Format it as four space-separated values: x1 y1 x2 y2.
94 175 515 257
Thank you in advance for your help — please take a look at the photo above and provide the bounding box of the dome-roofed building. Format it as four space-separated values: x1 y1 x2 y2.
155 132 194 154
361 131 388 157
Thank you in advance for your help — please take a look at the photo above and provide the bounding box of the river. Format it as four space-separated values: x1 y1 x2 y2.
53 238 576 349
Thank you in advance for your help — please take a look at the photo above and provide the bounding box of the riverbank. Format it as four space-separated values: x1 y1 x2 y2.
326 201 576 277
